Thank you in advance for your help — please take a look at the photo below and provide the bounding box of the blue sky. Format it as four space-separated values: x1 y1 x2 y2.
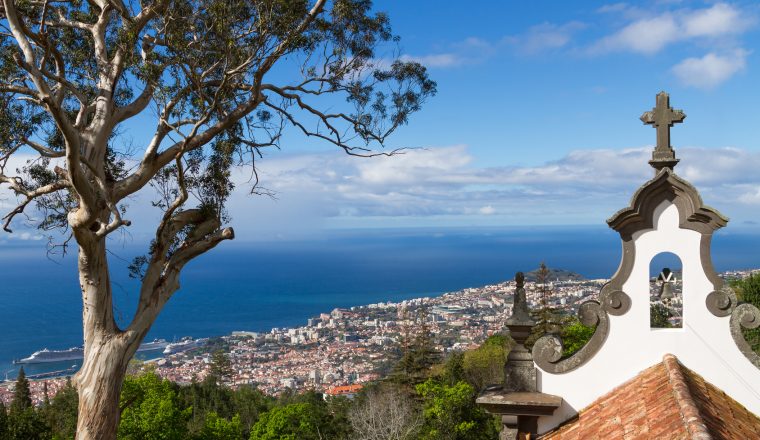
380 1 760 164
235 0 760 239
3 0 760 244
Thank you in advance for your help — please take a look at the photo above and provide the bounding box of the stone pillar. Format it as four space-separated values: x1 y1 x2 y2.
500 416 518 440
504 272 537 393
476 272 562 440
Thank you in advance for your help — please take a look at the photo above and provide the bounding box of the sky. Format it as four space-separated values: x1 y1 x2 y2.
3 0 760 244
238 0 760 239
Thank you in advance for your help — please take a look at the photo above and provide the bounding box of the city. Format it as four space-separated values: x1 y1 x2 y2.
4 267 755 405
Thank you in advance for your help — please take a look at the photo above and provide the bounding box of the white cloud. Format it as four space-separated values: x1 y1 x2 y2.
598 15 679 54
399 53 463 68
738 187 760 204
17 232 43 241
405 21 586 66
479 205 496 215
671 49 748 89
505 22 586 54
682 3 750 38
597 3 631 15
5 145 760 240
237 144 760 229
590 3 753 54
398 37 498 69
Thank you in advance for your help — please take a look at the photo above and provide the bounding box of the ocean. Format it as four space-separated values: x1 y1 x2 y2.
1 225 759 377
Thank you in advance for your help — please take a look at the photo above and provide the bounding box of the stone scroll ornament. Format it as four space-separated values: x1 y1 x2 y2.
707 287 760 368
532 271 632 374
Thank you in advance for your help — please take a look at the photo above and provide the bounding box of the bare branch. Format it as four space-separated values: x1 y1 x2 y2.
167 225 235 270
21 137 65 158
113 92 265 201
0 175 69 232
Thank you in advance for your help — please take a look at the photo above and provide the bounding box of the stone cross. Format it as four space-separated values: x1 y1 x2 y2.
640 91 685 170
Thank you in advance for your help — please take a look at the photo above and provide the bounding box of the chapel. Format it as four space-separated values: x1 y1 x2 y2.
477 92 760 439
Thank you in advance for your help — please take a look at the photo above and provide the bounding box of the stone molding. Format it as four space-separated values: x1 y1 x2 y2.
607 169 727 240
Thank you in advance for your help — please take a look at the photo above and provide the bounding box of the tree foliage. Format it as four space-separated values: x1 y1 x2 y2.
196 412 243 440
249 402 330 440
560 316 595 358
209 350 234 385
0 0 434 435
415 379 499 440
118 372 191 440
461 334 509 392
650 303 673 328
44 378 79 440
10 368 31 414
731 272 760 353
7 368 48 440
392 314 441 385
0 402 8 440
526 263 561 349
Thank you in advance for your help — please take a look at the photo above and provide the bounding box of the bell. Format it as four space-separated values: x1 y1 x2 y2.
659 281 674 301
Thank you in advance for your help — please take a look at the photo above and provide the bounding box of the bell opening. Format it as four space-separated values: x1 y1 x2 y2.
649 252 683 329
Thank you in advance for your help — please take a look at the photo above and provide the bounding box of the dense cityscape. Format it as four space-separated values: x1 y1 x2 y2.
2 267 756 407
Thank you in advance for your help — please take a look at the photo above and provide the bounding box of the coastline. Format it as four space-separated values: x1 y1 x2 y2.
3 265 758 405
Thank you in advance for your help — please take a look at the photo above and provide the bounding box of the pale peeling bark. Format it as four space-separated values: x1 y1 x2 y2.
75 336 132 439
73 237 135 439
70 222 231 439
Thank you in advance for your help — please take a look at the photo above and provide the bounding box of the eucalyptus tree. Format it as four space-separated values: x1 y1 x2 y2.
0 0 435 438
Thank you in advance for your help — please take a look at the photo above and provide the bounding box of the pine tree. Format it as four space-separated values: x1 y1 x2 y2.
10 368 31 413
0 401 9 440
46 378 79 440
391 311 441 385
41 382 49 408
8 367 48 440
413 312 441 371
526 262 560 349
208 350 233 385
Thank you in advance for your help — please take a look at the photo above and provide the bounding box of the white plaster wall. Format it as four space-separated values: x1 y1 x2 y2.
537 201 760 434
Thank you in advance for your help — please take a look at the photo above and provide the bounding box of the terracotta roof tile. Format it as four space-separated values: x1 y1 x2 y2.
541 354 760 439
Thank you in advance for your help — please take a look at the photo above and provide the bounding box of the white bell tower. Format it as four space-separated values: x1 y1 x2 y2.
532 92 760 433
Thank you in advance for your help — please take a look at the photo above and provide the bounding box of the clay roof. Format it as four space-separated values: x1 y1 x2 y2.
324 384 363 396
542 354 760 439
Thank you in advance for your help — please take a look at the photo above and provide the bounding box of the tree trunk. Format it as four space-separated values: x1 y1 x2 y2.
72 236 139 439
74 336 131 439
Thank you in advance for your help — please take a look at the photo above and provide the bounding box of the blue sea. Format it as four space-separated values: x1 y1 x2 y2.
1 225 759 378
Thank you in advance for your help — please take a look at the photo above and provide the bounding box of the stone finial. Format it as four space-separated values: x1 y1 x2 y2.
640 91 685 171
508 272 534 328
505 272 537 393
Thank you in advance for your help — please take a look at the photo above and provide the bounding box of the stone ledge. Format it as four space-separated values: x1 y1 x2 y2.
476 388 562 416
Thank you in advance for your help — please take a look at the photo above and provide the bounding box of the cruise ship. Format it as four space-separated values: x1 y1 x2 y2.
15 347 84 364
137 338 170 352
15 339 170 364
163 337 209 355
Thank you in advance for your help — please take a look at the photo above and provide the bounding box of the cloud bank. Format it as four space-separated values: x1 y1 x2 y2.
235 144 760 231
3 145 760 242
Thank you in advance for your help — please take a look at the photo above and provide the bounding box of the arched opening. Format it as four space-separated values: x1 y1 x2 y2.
649 252 683 328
